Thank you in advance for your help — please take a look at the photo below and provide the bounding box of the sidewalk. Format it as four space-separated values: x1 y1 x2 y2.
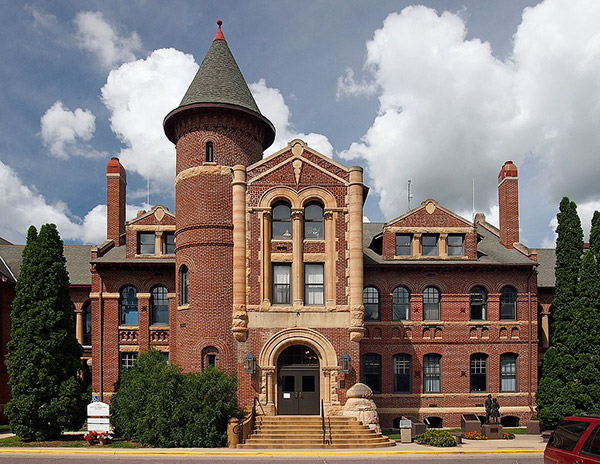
0 434 545 455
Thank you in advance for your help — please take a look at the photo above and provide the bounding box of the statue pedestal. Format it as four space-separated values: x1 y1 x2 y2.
482 423 503 439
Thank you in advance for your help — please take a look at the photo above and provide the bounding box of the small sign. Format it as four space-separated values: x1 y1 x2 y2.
87 423 110 432
88 418 110 424
283 393 291 399
92 396 99 403
87 402 109 416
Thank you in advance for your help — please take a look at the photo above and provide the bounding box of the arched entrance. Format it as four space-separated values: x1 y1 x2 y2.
277 345 320 415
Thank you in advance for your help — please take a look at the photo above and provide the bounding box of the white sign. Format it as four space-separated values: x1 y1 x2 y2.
87 423 110 432
87 402 109 416
88 418 110 424
283 393 291 399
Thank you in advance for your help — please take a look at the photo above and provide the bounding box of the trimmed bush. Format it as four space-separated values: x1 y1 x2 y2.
111 349 238 447
414 429 457 447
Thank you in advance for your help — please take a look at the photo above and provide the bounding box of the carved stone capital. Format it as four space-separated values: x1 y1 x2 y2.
350 327 366 342
232 327 248 342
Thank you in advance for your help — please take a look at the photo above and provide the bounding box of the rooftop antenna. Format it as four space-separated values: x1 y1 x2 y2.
472 177 475 221
407 179 413 212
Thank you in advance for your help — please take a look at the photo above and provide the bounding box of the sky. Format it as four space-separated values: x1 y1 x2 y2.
1 0 600 248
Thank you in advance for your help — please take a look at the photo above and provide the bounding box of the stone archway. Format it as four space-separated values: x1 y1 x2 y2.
258 328 340 415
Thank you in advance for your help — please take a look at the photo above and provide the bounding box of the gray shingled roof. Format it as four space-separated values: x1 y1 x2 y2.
535 248 556 287
92 245 175 265
0 237 12 245
0 245 92 285
179 38 260 113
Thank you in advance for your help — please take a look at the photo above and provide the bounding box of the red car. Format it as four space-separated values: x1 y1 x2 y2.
545 415 600 463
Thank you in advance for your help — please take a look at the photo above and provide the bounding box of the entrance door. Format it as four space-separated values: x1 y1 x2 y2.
277 345 320 415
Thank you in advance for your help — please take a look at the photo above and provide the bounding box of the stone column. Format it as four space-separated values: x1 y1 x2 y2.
262 211 271 307
155 231 163 255
439 233 448 258
324 211 335 307
412 233 422 257
292 208 304 308
75 307 84 345
540 304 551 349
232 165 248 342
348 167 365 342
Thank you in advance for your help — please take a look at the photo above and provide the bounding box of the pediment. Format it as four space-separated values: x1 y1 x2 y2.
127 205 176 226
386 199 472 229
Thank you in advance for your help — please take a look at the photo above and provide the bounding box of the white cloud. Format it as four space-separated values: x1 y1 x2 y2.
336 68 378 100
539 199 600 248
339 0 600 225
100 48 198 192
250 79 334 157
74 11 142 69
40 101 102 159
25 5 58 29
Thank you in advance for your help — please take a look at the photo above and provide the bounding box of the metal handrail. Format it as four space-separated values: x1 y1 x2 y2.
321 399 329 445
233 397 261 445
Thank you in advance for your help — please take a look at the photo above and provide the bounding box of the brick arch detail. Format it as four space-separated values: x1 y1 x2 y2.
192 337 232 365
259 328 338 368
259 186 337 209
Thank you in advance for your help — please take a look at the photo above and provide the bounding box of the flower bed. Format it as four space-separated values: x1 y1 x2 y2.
464 431 488 440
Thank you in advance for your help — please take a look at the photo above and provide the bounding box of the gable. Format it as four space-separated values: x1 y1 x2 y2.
387 200 471 229
127 205 176 227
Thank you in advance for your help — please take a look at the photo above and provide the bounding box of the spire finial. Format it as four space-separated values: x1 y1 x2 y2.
214 19 225 41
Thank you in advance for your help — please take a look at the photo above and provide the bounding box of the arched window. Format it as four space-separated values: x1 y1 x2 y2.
202 346 219 369
82 302 92 346
361 354 381 393
500 286 517 320
470 286 488 320
120 286 138 326
393 354 411 393
363 287 380 321
500 353 518 392
206 141 214 162
304 201 324 239
271 201 292 239
470 353 488 392
423 354 441 393
151 286 169 326
179 265 189 306
393 287 411 321
423 287 441 321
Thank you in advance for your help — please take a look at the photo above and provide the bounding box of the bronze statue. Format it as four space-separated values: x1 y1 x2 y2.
485 394 492 424
491 398 501 423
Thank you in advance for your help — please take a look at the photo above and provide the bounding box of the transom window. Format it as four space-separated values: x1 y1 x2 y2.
395 234 412 256
272 202 292 239
470 286 488 320
120 286 138 326
279 345 319 366
423 287 441 320
393 354 411 393
392 286 411 321
423 354 441 393
304 263 324 305
447 234 464 256
500 353 518 392
163 232 175 254
151 286 169 326
272 264 291 304
422 234 438 256
361 354 381 394
500 286 517 320
138 232 155 254
179 265 189 306
304 202 324 240
363 287 380 321
470 353 488 392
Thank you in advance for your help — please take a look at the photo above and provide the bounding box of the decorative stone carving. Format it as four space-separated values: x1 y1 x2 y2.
292 159 302 185
154 207 165 222
342 383 381 434
232 304 248 342
349 304 365 341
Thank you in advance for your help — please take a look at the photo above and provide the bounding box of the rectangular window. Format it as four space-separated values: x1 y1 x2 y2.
423 355 441 393
470 355 488 392
393 355 411 393
163 232 175 254
447 234 464 256
395 234 412 256
421 234 438 256
361 355 381 394
304 263 324 305
120 352 138 370
548 420 591 451
138 232 155 254
500 354 518 392
582 425 600 458
272 264 291 305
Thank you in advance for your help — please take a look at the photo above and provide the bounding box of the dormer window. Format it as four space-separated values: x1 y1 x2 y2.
138 232 155 254
447 234 464 256
396 234 412 256
163 232 175 254
421 234 438 256
206 141 214 162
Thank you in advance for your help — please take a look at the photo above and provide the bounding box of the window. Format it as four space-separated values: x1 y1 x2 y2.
304 202 324 240
363 287 380 321
151 286 169 326
272 201 292 239
582 425 600 459
272 264 291 304
422 234 438 256
423 354 441 393
423 287 441 320
500 286 517 320
470 353 488 392
163 232 175 254
82 302 92 346
395 234 412 256
202 346 219 369
206 141 214 162
120 286 138 325
120 352 138 370
392 287 411 321
470 286 488 320
447 234 464 256
393 354 411 393
304 263 324 305
500 353 518 392
138 232 155 254
179 265 189 305
547 420 590 451
361 354 381 393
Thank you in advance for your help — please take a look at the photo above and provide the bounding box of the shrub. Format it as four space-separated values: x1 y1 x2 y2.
503 432 516 440
414 429 457 447
111 349 238 447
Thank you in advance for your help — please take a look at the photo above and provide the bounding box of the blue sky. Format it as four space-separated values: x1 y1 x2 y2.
1 0 599 248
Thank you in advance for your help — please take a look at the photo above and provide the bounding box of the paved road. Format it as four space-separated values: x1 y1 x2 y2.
0 453 544 463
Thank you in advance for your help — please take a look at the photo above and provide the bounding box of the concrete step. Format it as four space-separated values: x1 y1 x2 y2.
239 442 395 449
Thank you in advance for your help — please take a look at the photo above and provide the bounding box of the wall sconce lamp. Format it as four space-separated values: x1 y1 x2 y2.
245 352 256 374
340 353 351 374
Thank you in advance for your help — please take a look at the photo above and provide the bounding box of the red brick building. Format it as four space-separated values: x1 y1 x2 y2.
0 22 555 428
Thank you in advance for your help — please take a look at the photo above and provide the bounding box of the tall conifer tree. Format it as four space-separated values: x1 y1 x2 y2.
6 224 88 440
590 211 600 262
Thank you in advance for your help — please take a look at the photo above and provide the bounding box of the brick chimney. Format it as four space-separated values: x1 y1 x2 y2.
106 157 126 246
498 161 519 248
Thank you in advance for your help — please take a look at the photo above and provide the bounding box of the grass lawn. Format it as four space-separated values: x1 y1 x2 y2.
0 434 140 448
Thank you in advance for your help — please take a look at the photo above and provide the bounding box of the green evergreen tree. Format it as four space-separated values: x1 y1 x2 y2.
590 211 600 262
6 224 89 440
